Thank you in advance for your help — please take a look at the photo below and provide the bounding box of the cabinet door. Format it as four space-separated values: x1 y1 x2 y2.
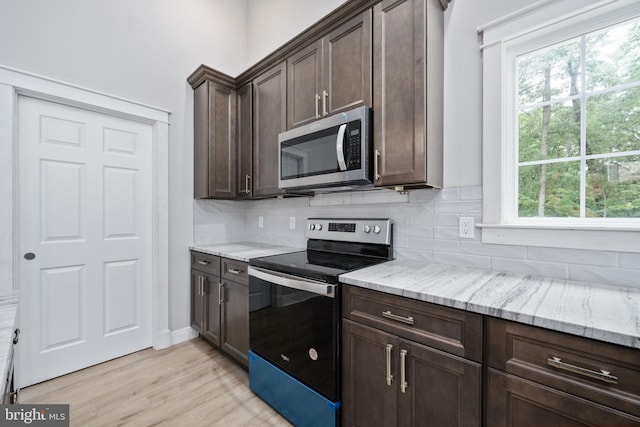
323 9 372 117
193 81 237 199
237 83 253 198
221 279 249 367
190 270 205 333
487 369 640 427
202 273 221 347
253 62 286 198
287 40 323 129
397 339 481 427
343 319 398 427
373 0 443 188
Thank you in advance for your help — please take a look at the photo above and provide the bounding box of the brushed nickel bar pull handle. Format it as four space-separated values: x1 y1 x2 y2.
548 357 618 384
322 90 328 116
245 174 251 194
400 349 408 393
315 93 321 119
198 260 209 266
382 310 414 325
374 149 381 180
219 282 224 305
198 276 204 296
386 344 393 386
228 268 243 275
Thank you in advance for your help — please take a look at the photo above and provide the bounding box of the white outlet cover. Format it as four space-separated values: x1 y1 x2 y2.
289 216 296 229
459 217 474 238
258 216 264 228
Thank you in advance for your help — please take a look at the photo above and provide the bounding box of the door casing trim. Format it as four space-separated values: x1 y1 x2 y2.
0 65 171 385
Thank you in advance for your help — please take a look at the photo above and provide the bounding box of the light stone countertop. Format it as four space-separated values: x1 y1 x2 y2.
190 242 302 263
190 243 639 350
0 293 18 393
340 259 640 350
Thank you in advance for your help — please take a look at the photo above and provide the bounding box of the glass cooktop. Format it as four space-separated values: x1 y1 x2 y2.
249 249 389 284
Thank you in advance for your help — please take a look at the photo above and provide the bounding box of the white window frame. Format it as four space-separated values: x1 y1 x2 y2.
478 0 640 253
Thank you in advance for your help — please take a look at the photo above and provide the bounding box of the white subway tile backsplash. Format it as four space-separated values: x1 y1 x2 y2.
569 265 640 290
434 200 482 214
460 186 483 200
434 226 460 240
393 247 432 263
460 241 527 259
194 186 637 289
409 213 459 227
619 253 640 270
432 252 491 270
394 224 433 241
491 257 569 281
527 247 618 267
407 237 460 253
408 188 442 203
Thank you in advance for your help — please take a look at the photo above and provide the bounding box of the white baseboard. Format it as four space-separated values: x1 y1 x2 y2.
169 327 199 346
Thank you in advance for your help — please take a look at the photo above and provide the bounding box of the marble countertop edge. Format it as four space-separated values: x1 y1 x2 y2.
340 259 640 350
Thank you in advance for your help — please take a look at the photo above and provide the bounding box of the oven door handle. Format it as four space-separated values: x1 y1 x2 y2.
248 266 336 298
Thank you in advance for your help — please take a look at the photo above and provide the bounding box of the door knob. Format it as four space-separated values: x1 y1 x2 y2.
24 252 36 260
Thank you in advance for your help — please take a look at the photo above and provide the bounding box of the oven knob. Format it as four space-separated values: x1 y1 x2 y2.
373 225 381 234
363 225 371 233
315 223 322 230
309 224 315 230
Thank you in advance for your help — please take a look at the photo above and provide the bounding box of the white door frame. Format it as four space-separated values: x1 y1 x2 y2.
0 65 171 356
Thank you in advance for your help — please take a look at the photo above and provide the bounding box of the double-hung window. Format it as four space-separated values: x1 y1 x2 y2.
479 0 640 252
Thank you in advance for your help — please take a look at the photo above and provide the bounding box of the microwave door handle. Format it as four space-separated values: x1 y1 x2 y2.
336 123 348 171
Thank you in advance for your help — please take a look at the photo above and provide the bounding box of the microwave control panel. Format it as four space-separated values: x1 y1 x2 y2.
346 120 362 170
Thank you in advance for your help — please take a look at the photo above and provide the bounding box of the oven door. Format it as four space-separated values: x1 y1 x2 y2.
248 266 340 401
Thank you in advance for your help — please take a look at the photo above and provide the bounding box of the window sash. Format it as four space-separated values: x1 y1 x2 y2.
505 13 640 223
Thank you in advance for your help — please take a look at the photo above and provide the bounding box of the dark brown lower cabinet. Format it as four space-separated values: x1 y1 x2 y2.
190 251 249 368
342 319 481 427
486 317 640 426
220 277 249 367
487 369 640 426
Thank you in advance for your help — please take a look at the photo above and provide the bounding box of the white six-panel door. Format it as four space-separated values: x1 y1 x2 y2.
18 96 152 387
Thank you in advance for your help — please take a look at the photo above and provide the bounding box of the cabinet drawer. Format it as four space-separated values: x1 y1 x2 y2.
487 317 640 418
487 369 640 426
342 285 482 362
222 258 248 284
191 251 220 276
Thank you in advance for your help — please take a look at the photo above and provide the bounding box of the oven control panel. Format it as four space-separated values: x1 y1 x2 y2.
306 218 392 245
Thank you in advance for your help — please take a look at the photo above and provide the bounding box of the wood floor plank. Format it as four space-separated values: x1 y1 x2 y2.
20 339 293 427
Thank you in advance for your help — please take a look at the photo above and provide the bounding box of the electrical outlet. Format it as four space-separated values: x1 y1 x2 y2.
459 217 474 239
289 216 296 230
258 216 264 228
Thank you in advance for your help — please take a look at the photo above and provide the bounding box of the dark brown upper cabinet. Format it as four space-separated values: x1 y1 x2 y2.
373 0 445 189
252 62 287 198
236 83 253 199
187 0 451 199
287 10 372 129
193 80 237 199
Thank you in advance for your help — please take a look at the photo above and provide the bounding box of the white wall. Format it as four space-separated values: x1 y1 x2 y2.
246 0 347 66
0 0 248 330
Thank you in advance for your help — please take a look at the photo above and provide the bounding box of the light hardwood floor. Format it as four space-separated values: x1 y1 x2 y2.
21 339 293 426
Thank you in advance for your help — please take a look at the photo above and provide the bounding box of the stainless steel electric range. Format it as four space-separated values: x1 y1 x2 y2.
248 218 393 427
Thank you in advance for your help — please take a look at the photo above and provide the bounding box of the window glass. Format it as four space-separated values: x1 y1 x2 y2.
516 18 640 219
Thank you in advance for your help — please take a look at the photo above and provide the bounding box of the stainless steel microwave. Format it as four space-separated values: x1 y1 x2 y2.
278 106 372 192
